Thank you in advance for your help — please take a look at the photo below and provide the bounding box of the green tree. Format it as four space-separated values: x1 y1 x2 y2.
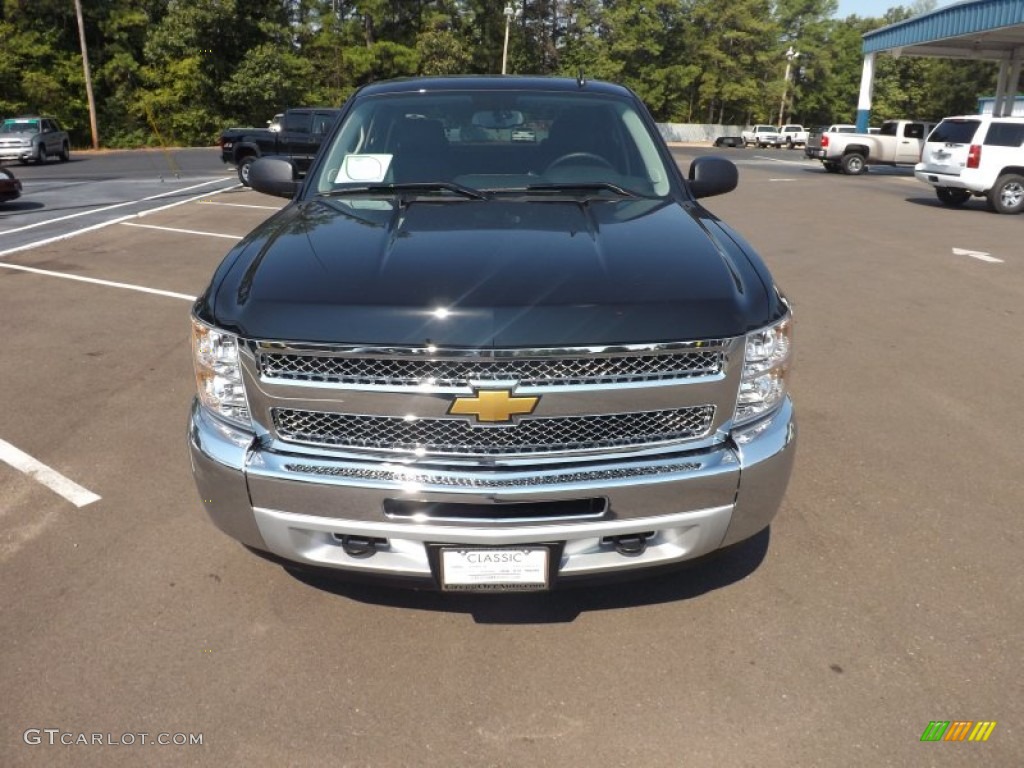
221 43 315 121
0 0 1007 147
689 0 780 124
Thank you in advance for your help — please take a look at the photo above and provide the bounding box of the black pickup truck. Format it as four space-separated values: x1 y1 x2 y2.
219 108 340 186
189 76 796 591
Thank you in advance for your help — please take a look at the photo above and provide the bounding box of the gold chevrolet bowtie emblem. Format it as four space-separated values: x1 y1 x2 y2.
448 389 539 423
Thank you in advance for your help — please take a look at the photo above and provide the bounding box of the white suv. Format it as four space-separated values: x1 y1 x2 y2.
915 115 1024 214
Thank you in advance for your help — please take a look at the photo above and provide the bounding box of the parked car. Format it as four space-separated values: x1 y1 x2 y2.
0 166 22 202
189 75 796 591
219 108 340 185
713 135 743 148
809 119 937 175
742 124 781 148
0 116 70 165
915 114 1024 214
778 124 808 149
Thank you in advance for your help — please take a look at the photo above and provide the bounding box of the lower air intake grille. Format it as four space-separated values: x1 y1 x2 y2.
272 406 715 456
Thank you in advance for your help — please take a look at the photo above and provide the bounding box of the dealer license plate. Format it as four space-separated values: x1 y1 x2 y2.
440 547 549 592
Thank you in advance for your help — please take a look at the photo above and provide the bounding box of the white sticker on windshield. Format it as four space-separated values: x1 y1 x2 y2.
335 154 393 183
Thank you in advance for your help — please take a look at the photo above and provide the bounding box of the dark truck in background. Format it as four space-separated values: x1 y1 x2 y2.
219 108 339 186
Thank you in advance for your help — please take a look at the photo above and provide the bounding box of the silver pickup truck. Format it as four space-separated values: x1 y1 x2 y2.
808 119 936 175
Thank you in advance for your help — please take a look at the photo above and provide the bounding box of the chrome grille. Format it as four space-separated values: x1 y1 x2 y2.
273 406 715 456
259 349 723 387
284 462 702 487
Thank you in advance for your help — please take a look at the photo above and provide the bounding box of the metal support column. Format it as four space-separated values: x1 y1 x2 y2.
993 59 1010 115
1005 53 1023 116
856 53 875 133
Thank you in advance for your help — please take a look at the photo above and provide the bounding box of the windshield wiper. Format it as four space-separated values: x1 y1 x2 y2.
322 181 487 200
522 181 645 198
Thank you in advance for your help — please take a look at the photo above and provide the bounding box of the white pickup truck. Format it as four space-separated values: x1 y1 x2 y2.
778 124 809 148
808 119 937 175
742 124 782 148
804 124 856 159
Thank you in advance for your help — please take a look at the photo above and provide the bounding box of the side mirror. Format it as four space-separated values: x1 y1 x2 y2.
688 156 738 199
249 157 299 199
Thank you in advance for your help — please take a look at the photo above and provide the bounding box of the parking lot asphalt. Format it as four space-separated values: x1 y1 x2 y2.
1 148 1021 767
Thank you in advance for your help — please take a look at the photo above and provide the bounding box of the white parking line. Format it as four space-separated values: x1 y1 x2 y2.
752 155 812 165
0 182 237 260
121 222 243 240
0 177 233 236
953 247 1002 263
0 262 195 300
0 438 101 508
197 200 281 211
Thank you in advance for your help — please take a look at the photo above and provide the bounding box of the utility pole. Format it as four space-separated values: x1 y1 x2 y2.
778 46 800 127
502 3 515 75
74 0 99 149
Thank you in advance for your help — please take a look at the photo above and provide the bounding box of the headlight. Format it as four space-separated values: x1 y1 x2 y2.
191 318 251 428
734 314 792 427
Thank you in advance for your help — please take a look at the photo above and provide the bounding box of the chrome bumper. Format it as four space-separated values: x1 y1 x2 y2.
188 397 796 585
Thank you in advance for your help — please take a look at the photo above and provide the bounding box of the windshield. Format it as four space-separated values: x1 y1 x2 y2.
313 89 672 198
1 120 40 135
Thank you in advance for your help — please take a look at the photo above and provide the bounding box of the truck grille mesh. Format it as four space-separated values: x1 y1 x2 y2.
259 349 722 387
283 462 702 487
272 406 715 456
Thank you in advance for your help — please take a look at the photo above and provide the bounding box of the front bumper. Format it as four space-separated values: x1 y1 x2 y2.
188 397 796 588
0 147 34 162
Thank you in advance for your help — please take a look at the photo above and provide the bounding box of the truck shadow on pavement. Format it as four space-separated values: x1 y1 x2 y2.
0 201 45 214
903 195 989 212
285 528 770 624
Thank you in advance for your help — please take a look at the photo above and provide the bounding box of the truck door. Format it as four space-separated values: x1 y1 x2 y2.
896 122 926 164
308 112 337 168
282 110 313 174
41 119 57 154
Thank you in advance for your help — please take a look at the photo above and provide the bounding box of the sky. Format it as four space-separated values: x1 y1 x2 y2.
833 0 958 19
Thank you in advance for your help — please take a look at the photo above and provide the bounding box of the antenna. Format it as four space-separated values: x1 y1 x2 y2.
577 68 586 87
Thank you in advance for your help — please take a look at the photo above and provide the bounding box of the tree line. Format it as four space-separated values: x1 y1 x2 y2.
0 0 998 148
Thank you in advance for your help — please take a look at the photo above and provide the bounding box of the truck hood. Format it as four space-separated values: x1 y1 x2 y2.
201 196 774 347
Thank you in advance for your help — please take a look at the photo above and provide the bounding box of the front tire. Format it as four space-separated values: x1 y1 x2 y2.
841 153 866 175
986 174 1024 214
936 188 970 207
237 155 256 186
35 145 46 165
